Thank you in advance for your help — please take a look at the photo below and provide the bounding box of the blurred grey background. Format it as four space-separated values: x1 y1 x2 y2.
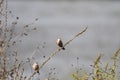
8 0 120 80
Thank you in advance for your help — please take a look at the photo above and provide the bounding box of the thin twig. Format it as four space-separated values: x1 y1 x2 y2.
2 0 8 76
64 27 87 47
28 27 87 80
0 0 4 15
3 0 8 32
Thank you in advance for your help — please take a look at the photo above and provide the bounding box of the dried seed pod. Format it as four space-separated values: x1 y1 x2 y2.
0 39 4 47
0 48 4 56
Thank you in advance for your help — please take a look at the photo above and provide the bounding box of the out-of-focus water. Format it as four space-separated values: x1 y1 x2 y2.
7 1 120 80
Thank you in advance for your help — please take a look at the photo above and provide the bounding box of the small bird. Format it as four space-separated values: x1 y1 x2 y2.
56 38 65 50
32 62 39 74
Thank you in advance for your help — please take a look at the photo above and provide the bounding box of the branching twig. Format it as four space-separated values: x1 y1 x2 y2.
28 27 87 80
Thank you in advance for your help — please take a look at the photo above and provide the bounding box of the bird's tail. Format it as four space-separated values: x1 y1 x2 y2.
62 47 65 50
37 71 40 74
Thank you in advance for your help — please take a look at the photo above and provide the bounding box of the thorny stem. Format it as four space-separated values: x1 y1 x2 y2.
28 27 87 80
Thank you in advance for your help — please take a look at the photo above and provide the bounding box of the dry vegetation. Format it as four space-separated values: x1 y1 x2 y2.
72 48 120 80
0 0 120 80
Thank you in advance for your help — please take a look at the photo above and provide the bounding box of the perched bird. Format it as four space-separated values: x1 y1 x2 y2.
32 62 39 74
56 38 65 50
